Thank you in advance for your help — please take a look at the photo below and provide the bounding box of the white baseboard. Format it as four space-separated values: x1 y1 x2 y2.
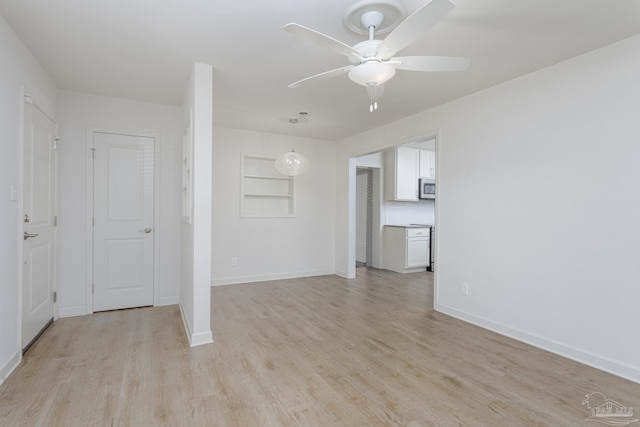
156 296 179 306
211 269 334 287
58 305 88 318
436 303 640 385
335 269 350 279
190 330 214 347
179 303 213 347
0 349 21 386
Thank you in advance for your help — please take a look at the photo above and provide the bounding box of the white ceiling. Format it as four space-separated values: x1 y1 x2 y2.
1 0 639 141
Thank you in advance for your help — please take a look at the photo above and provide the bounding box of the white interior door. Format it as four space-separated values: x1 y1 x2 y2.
22 100 56 350
93 132 154 312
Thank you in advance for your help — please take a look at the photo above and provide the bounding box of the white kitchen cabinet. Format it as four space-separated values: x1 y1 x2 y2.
419 149 436 179
383 226 430 273
386 146 419 201
407 235 429 268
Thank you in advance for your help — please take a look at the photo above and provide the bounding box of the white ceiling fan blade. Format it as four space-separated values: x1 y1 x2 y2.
378 0 454 60
391 56 470 72
284 23 364 61
288 65 354 88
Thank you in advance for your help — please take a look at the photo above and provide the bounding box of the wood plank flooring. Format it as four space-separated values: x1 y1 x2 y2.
1 268 639 426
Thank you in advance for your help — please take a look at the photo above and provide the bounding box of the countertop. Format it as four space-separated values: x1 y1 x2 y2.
384 224 432 229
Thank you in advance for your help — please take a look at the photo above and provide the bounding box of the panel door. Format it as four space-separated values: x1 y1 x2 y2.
93 132 154 312
22 101 56 349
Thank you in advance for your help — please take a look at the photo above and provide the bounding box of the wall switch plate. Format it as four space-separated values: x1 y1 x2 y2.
231 257 238 266
461 282 469 296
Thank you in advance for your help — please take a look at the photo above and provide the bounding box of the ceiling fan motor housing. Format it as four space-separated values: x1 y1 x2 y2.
349 39 384 63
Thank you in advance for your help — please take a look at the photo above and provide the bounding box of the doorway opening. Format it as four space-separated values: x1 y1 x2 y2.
356 168 373 268
346 133 438 281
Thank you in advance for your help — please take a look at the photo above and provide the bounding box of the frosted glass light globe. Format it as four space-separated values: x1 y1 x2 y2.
348 61 396 86
275 150 310 176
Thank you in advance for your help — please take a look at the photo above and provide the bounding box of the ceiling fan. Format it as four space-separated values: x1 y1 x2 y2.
284 0 470 111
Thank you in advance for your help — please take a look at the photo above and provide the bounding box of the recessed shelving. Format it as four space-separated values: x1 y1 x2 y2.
241 154 295 217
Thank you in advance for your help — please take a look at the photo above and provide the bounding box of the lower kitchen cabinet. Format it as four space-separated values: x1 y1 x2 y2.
383 226 430 274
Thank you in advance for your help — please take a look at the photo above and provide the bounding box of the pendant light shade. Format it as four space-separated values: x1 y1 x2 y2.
275 149 310 176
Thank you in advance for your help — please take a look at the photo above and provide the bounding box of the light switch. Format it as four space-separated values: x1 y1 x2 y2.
10 184 19 201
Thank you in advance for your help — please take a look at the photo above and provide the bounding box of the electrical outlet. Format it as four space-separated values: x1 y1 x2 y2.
461 282 469 296
231 257 238 266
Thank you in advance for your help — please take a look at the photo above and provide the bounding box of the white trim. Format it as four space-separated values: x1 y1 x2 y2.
17 86 26 356
432 135 440 307
152 132 161 307
179 303 213 347
156 296 179 306
190 331 214 347
179 303 192 342
436 304 640 384
85 126 161 313
335 269 349 279
211 269 334 287
0 349 21 386
57 305 89 318
53 119 60 322
85 128 94 314
346 158 357 279
354 163 384 269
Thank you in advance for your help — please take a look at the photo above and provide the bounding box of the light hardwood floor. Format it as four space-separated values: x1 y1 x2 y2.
1 268 638 426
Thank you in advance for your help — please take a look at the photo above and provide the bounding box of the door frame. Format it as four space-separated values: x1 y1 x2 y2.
85 127 161 313
344 130 440 285
355 161 384 270
18 86 59 349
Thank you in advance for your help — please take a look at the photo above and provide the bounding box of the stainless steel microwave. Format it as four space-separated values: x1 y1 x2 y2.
419 178 435 199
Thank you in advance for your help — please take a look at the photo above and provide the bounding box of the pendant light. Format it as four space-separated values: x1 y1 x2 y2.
275 149 309 176
275 112 310 176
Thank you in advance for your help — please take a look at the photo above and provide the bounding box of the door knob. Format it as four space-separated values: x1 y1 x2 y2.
24 231 39 240
138 227 152 234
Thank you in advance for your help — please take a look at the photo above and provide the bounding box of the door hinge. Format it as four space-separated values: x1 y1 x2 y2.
90 148 95 159
24 94 33 104
53 138 60 150
53 291 57 303
53 215 57 227
92 217 95 227
92 284 94 294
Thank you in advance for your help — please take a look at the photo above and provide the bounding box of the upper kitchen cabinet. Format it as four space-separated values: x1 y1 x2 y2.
386 146 419 201
419 149 436 179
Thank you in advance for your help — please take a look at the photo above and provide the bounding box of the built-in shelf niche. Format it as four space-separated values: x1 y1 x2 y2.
241 153 295 217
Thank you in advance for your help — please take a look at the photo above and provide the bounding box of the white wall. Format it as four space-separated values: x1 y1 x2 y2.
0 13 58 383
211 126 336 285
57 91 183 317
338 35 640 383
385 200 434 226
180 63 213 346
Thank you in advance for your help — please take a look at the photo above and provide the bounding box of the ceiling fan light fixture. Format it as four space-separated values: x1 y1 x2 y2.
348 61 396 86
